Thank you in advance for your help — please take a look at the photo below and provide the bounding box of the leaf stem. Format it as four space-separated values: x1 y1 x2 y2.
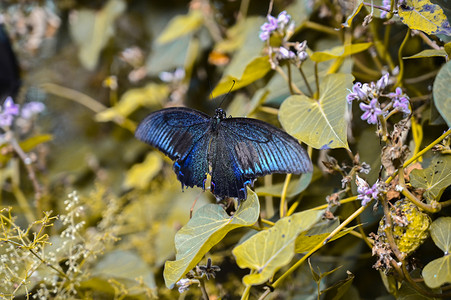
314 63 320 99
397 29 411 86
279 174 292 218
298 65 314 97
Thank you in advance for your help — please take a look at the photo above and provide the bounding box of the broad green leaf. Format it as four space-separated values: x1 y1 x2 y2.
430 217 451 253
250 58 334 108
310 43 372 63
295 225 360 253
342 0 364 27
164 189 259 288
124 152 163 189
404 49 449 59
422 256 451 288
156 10 204 45
398 0 451 35
279 73 353 150
70 0 126 70
212 17 269 96
256 172 312 198
433 60 451 127
212 56 272 96
96 83 169 122
232 209 324 285
410 156 451 202
92 250 156 290
446 41 451 55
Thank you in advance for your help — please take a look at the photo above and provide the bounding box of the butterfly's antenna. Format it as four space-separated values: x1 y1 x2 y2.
218 80 236 108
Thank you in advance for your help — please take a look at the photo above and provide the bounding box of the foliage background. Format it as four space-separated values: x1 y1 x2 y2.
0 0 450 299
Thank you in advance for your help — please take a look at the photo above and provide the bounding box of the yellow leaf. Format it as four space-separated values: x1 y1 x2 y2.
124 152 163 189
95 83 169 122
70 0 126 70
156 10 204 45
233 209 324 286
398 0 451 35
310 43 372 63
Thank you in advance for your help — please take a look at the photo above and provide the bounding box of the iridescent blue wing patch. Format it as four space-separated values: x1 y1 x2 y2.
135 107 210 160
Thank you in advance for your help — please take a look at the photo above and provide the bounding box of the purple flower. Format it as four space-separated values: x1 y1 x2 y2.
389 87 410 114
0 97 20 128
259 15 278 41
376 73 389 91
277 11 291 28
359 98 382 124
356 175 379 206
346 82 367 103
278 46 296 59
259 11 293 41
21 102 45 119
3 97 19 116
380 0 391 18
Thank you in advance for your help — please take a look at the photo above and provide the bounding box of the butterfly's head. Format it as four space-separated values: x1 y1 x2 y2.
214 108 227 120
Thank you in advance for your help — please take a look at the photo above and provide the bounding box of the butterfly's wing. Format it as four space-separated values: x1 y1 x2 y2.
209 117 313 199
135 107 211 189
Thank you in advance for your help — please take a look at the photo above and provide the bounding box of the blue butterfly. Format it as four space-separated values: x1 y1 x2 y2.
135 107 312 200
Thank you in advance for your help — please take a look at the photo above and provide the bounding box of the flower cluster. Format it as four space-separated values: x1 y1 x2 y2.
0 97 45 129
346 74 411 125
259 11 293 41
260 11 309 68
356 175 380 206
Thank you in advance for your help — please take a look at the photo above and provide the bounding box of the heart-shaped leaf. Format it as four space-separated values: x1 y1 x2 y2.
433 60 451 127
232 209 324 285
410 155 451 202
279 73 353 150
430 217 451 253
163 188 259 288
422 256 451 288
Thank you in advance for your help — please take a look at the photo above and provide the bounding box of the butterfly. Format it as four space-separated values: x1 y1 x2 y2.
135 107 313 200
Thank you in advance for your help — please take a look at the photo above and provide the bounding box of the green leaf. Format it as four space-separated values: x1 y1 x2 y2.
212 17 270 96
310 43 372 63
446 41 451 56
124 152 163 189
91 250 156 293
404 49 449 59
212 56 272 96
410 155 451 202
96 83 169 122
279 73 353 150
430 217 451 253
69 0 126 70
398 0 451 35
163 188 260 288
433 60 451 127
156 10 204 45
256 172 312 198
422 256 451 288
295 225 360 253
342 1 364 27
232 209 324 286
20 134 53 152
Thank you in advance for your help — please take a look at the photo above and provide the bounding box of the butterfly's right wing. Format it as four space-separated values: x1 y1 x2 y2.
135 107 211 189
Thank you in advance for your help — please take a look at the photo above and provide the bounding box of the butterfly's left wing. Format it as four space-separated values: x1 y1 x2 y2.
209 117 313 199
135 107 211 189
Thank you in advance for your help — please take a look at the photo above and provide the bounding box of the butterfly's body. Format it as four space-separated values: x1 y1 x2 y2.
136 107 312 200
